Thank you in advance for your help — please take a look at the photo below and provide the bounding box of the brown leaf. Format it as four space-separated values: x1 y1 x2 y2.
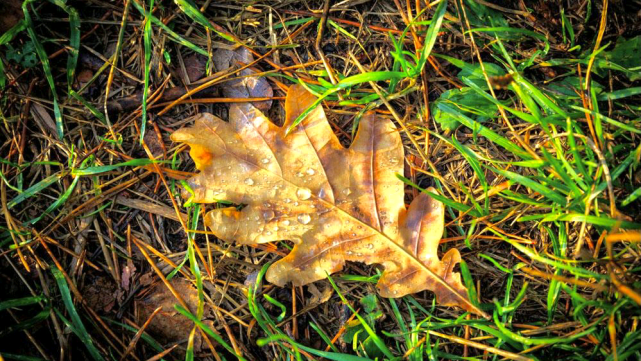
171 85 484 316
137 278 213 352
82 275 118 313
212 47 273 111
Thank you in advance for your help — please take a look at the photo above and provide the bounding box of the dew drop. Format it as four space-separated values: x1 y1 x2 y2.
273 226 279 232
261 158 270 164
297 214 311 225
244 178 255 186
281 220 291 226
306 168 316 175
262 210 275 221
264 231 272 236
284 198 292 204
263 202 271 208
296 172 305 178
366 243 373 249
296 187 312 200
293 201 299 206
254 216 260 221
342 188 352 196
346 250 353 255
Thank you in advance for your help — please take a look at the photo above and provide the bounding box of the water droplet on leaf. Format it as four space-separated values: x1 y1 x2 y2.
244 178 255 186
296 187 311 200
262 210 275 221
297 214 311 225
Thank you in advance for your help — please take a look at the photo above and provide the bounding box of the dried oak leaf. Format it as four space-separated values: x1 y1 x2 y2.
172 85 483 315
137 278 214 352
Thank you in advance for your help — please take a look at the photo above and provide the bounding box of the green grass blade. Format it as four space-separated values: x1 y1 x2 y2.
71 159 160 176
621 187 641 207
131 1 207 56
51 267 105 361
488 228 604 279
173 0 235 43
1 306 51 337
0 295 46 311
0 353 47 361
309 322 340 353
397 174 483 217
569 105 641 134
69 90 106 123
140 0 155 143
531 213 641 229
493 309 596 346
22 0 64 138
325 275 395 359
415 0 447 72
175 304 248 361
598 87 641 101
47 0 80 92
8 173 60 209
515 75 568 117
437 103 531 159
490 166 568 206
0 20 27 88
466 27 549 55
186 204 204 320
26 175 79 225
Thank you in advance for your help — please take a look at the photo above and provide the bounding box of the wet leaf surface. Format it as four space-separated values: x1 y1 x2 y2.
172 85 482 315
